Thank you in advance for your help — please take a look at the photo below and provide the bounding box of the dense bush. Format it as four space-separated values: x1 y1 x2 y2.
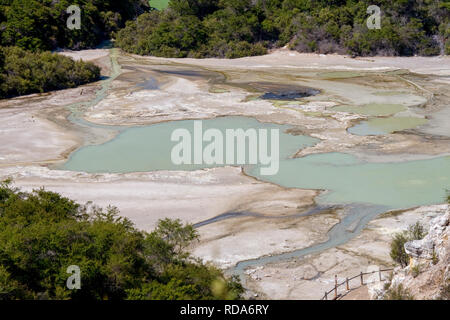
0 1 146 98
390 222 427 267
1 1 447 59
0 46 101 99
0 180 243 300
0 0 150 51
384 283 415 300
116 0 449 58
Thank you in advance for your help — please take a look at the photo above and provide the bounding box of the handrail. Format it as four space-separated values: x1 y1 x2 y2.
321 268 394 300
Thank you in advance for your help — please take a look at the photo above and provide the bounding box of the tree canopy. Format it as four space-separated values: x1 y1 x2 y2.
0 1 150 98
116 0 450 58
0 0 150 51
0 1 448 58
0 180 243 300
390 221 427 267
0 46 100 99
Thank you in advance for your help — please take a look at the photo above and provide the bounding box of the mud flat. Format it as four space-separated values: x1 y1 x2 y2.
192 206 339 269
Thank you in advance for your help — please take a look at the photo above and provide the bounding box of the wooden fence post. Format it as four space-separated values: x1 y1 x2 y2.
322 269 394 300
334 275 338 299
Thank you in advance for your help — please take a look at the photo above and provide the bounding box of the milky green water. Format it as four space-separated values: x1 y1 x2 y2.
63 116 450 210
62 116 317 173
236 151 450 275
348 117 428 136
331 103 406 116
247 152 450 209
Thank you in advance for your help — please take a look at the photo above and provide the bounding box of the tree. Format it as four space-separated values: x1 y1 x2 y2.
116 0 447 58
0 181 243 300
390 222 427 267
390 231 410 267
0 46 100 99
0 0 150 51
407 221 427 241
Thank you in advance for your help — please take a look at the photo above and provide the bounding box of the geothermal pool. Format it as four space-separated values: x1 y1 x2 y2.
63 116 450 211
62 116 317 173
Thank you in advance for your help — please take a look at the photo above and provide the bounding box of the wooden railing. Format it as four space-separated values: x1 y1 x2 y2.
321 268 394 300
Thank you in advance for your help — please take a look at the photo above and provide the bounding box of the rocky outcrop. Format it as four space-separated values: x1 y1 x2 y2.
404 209 449 262
404 239 435 260
379 207 449 300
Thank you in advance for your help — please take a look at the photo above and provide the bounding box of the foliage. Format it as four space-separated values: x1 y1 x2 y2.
0 0 150 51
432 250 439 265
384 283 414 300
116 0 449 58
390 222 427 267
0 46 100 99
437 282 450 300
390 232 411 267
408 221 427 240
0 181 243 300
410 264 421 278
1 1 447 58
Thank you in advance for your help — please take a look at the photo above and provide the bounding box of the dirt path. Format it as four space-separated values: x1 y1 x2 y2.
340 286 371 300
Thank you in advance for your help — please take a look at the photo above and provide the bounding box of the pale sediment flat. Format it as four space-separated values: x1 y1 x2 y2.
153 48 450 76
59 48 112 76
192 206 338 269
58 48 110 61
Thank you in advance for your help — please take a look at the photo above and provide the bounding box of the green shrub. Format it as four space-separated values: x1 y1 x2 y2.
0 0 150 51
0 181 243 300
432 250 439 265
410 264 421 278
408 222 427 240
384 284 414 300
0 46 100 99
390 232 410 267
390 222 427 267
115 0 448 58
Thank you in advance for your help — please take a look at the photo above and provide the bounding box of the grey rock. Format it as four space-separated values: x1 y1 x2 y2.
404 239 434 259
